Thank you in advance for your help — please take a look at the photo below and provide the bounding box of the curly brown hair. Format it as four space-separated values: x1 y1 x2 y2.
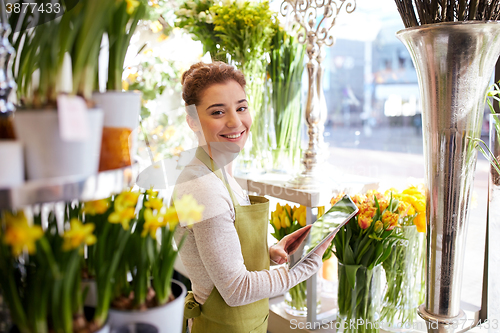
181 61 246 115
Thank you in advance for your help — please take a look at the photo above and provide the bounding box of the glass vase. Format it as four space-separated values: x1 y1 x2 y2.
380 225 425 331
337 264 382 333
488 113 500 324
240 59 269 173
284 271 322 317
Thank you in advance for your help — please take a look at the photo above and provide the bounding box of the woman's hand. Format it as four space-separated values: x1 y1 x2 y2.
269 225 312 265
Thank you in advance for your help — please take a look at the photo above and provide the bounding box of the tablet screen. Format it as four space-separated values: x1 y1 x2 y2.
288 195 358 270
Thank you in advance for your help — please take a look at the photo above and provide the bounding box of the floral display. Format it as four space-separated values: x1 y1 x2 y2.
331 191 402 333
176 0 276 170
0 209 99 332
268 23 306 172
380 186 426 330
111 189 205 309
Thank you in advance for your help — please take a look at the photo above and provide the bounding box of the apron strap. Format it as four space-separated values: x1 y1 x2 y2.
195 147 239 208
183 291 201 333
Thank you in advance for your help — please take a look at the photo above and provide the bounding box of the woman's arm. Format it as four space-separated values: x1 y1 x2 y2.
192 216 322 307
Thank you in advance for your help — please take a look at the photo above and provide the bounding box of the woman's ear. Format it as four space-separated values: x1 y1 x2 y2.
186 114 200 132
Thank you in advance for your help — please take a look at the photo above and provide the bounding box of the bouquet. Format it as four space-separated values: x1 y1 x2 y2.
332 191 402 333
380 186 426 329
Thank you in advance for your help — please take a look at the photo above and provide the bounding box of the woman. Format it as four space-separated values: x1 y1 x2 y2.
174 61 332 333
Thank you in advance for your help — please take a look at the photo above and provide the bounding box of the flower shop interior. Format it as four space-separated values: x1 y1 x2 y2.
1 0 499 332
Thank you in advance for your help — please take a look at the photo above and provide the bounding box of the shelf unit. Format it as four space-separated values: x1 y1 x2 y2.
0 165 137 209
235 170 378 329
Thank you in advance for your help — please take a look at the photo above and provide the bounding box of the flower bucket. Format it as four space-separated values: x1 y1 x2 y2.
13 109 103 180
108 280 187 333
0 140 23 187
93 91 141 171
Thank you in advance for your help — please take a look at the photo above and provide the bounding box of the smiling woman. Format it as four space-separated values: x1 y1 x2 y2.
173 61 332 333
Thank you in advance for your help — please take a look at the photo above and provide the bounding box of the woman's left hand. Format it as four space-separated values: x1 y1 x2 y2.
269 225 312 265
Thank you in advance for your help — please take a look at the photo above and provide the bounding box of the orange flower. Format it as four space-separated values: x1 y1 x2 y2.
382 211 399 231
330 193 345 206
358 213 373 229
377 199 389 213
359 203 377 218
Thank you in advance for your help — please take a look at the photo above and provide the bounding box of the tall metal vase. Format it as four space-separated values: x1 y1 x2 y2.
397 22 500 333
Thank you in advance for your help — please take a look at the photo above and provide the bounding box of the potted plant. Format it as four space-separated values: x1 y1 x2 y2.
93 0 147 172
0 209 109 333
106 189 205 332
10 0 106 180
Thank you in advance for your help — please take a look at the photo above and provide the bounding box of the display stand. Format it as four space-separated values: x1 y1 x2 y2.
0 165 137 209
235 171 378 329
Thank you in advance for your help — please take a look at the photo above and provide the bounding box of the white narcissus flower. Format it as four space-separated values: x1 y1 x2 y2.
176 8 188 16
205 12 213 23
198 11 206 20
186 0 196 9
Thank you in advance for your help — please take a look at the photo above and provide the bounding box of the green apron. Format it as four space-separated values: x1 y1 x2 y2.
183 147 270 333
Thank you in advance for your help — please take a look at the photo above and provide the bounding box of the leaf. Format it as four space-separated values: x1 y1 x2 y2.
344 264 361 290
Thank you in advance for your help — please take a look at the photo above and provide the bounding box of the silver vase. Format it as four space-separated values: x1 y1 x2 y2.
397 22 500 333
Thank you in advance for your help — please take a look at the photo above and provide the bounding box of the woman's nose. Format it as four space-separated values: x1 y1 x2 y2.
226 110 242 128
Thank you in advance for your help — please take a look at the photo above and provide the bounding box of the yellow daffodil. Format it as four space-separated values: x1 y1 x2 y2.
83 198 110 215
3 212 43 256
114 190 140 212
141 209 163 239
62 219 96 251
108 207 136 230
146 188 159 198
122 80 129 91
172 194 204 226
144 197 163 211
125 0 140 15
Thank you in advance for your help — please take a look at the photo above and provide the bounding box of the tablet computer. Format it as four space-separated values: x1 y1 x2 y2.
288 195 358 270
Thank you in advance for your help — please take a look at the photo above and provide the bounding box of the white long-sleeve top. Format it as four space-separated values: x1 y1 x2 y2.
174 156 322 307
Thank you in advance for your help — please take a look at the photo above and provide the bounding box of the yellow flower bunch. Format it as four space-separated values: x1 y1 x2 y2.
108 189 140 230
82 198 110 216
270 202 307 241
2 211 43 256
385 186 426 232
62 218 96 251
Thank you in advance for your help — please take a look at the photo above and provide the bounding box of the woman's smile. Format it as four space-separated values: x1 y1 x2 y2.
191 79 252 153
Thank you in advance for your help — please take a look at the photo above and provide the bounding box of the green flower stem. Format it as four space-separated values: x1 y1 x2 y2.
380 226 425 328
286 281 307 311
338 264 380 333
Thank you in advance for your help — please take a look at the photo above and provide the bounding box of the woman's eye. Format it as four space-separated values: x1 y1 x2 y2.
212 110 223 115
237 106 248 112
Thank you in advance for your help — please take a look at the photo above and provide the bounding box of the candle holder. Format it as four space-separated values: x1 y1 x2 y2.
282 0 356 189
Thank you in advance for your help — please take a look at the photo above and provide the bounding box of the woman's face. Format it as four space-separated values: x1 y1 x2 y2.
190 79 252 154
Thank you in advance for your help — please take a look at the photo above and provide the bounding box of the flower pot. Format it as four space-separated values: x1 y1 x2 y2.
380 225 425 331
337 264 383 333
397 21 500 328
92 91 141 171
0 140 23 187
13 109 103 180
108 280 187 333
